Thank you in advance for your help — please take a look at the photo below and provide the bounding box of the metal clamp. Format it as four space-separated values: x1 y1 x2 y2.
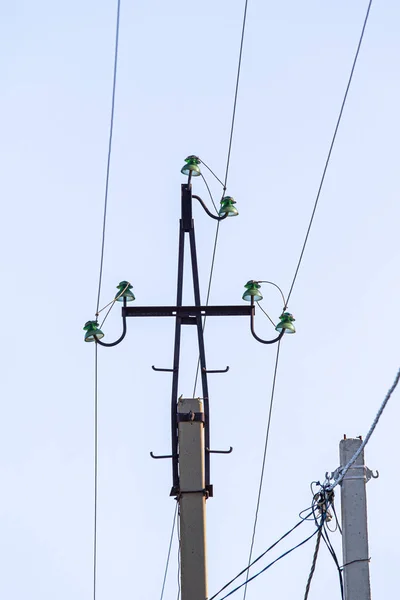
326 465 379 484
177 411 205 423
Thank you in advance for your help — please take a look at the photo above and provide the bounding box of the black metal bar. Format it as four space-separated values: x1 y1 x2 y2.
202 366 230 374
192 194 228 221
189 225 211 488
150 452 177 459
250 296 284 344
181 183 193 232
170 224 185 493
206 447 233 454
94 297 127 347
152 366 176 372
123 305 252 318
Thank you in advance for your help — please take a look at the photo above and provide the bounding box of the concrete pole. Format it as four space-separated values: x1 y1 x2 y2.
178 397 208 600
339 437 371 600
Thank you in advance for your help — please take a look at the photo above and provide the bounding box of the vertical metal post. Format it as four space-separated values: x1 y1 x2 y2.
170 225 185 494
189 226 211 489
178 397 208 600
339 438 372 600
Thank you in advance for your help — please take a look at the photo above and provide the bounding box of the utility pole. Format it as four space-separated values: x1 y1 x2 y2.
178 397 208 600
339 437 373 600
84 156 294 600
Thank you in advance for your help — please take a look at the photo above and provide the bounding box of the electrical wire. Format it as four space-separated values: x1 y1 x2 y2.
95 0 122 315
213 524 323 600
92 3 122 599
177 506 181 600
303 527 323 600
321 525 344 599
242 340 281 600
159 501 179 600
327 366 400 490
209 511 313 600
285 0 373 309
256 301 276 328
200 159 226 190
192 220 220 396
200 173 219 213
192 0 249 396
93 345 99 600
224 0 249 188
210 490 335 600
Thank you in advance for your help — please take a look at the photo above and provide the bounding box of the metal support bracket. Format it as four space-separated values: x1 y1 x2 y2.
325 465 379 484
177 411 205 423
150 452 177 459
206 447 233 454
152 366 177 372
203 366 230 374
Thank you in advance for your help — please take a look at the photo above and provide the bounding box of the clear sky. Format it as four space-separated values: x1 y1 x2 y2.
1 1 399 598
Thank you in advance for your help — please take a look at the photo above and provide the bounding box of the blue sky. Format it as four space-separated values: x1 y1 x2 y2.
1 1 399 598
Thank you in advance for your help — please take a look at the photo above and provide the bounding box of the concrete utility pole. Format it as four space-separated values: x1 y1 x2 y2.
339 437 372 600
178 397 208 600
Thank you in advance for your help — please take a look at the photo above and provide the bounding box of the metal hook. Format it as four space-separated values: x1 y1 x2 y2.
94 297 128 347
206 446 233 454
365 467 379 482
202 366 229 374
250 296 284 345
150 452 177 459
192 194 228 221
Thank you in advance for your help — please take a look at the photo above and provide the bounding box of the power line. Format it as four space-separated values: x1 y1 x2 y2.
256 300 276 328
159 501 179 600
303 527 322 600
95 0 122 315
177 507 181 600
242 340 281 600
209 509 314 600
93 346 99 600
327 366 400 490
192 0 249 396
285 0 373 308
212 520 324 600
321 525 344 600
92 3 122 600
224 0 249 188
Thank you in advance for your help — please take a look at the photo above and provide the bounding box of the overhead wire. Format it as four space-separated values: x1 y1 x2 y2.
192 0 249 396
242 340 282 600
93 346 99 600
209 510 313 600
211 512 328 600
321 525 344 600
240 4 374 595
92 2 122 599
95 0 122 315
326 366 400 490
285 0 373 309
159 501 179 600
303 527 323 600
177 506 181 600
256 301 276 328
